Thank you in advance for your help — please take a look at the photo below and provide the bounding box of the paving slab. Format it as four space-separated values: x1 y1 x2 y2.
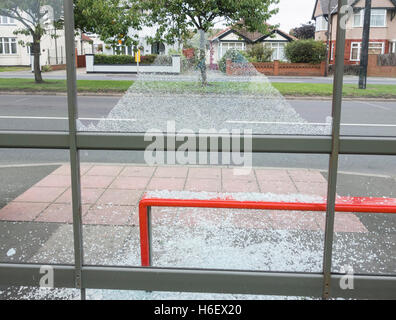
0 164 369 232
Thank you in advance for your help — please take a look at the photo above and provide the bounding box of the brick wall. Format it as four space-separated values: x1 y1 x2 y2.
48 64 67 71
226 59 326 76
367 54 396 77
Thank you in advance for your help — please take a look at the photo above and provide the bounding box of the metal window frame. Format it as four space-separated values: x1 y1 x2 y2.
0 0 395 300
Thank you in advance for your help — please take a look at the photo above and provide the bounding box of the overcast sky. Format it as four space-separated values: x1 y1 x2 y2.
268 0 317 32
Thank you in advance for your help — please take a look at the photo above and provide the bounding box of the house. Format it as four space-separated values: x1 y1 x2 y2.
1 11 177 68
208 25 297 64
312 0 396 65
0 13 95 67
101 25 179 56
0 14 40 66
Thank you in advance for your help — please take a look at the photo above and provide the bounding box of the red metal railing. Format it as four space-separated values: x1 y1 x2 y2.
139 195 396 267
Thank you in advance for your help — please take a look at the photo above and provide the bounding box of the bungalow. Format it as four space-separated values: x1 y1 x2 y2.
208 25 297 64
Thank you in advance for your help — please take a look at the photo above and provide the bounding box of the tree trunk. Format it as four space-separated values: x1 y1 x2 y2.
198 29 207 86
32 34 43 83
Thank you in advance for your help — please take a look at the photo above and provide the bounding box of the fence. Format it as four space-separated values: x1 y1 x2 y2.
1 0 396 300
377 53 396 66
47 46 65 66
226 59 326 77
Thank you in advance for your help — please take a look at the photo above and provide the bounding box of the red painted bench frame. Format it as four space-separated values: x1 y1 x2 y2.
139 195 396 267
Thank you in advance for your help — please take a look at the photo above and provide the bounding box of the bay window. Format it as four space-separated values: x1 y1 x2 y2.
268 42 286 61
315 16 328 31
350 42 385 61
220 42 245 58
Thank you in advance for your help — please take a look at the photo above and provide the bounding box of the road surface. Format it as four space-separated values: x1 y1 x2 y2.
0 94 395 178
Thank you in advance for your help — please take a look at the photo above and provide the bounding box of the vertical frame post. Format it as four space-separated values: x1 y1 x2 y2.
147 206 153 266
63 0 85 300
139 203 152 266
322 0 347 300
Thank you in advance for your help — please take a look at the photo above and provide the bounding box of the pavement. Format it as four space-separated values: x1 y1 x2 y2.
0 163 367 232
1 68 396 85
0 162 394 300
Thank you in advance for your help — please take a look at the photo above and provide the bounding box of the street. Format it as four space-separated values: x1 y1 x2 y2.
1 94 396 134
0 94 395 178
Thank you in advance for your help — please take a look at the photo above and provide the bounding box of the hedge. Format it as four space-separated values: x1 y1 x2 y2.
285 40 327 64
94 54 158 65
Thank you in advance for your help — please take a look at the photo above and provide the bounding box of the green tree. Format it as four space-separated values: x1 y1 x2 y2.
290 22 315 40
139 0 279 85
0 0 63 83
73 0 142 54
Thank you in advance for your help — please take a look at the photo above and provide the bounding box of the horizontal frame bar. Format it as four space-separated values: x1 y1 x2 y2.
0 263 75 288
138 196 396 267
1 132 396 155
140 197 396 214
0 264 395 299
0 132 69 149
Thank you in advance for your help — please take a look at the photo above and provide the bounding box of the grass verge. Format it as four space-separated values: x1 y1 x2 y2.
0 78 395 98
272 82 396 98
0 79 134 93
0 67 31 72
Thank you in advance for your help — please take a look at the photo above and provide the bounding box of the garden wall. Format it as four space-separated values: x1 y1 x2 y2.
49 64 67 71
86 54 181 74
367 54 396 78
226 59 326 77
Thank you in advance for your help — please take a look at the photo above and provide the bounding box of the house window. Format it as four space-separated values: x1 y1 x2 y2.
331 43 335 61
0 37 17 54
391 41 396 54
151 42 165 55
315 16 328 31
353 10 363 27
350 42 385 61
0 16 15 25
353 9 387 27
350 43 360 60
368 42 384 54
371 9 387 27
265 42 286 61
220 42 245 58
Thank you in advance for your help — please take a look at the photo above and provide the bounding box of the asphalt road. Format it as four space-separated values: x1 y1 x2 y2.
0 95 395 135
0 94 395 177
